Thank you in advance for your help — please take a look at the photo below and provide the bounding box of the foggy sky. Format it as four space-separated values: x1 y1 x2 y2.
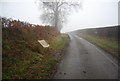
0 0 119 32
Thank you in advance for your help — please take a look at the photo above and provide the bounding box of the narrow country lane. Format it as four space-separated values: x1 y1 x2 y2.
53 33 118 79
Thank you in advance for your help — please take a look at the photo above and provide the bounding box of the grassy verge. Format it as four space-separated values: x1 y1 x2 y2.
3 34 69 79
49 34 69 50
79 34 119 58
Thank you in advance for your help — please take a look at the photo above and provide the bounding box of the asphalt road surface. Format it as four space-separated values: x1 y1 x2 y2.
54 33 118 79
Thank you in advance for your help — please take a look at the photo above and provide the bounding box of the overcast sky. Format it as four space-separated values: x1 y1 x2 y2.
0 0 119 33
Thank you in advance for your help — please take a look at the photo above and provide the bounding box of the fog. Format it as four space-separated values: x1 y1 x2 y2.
0 0 119 33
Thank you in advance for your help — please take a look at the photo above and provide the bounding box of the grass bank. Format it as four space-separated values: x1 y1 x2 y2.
50 34 69 50
79 34 119 58
3 34 69 79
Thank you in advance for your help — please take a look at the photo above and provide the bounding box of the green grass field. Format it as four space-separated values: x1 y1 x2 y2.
79 34 119 58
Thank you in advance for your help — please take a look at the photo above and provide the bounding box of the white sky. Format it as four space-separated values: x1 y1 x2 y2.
0 0 119 33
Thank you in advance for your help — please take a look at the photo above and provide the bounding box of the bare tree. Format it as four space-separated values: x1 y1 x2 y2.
39 0 82 31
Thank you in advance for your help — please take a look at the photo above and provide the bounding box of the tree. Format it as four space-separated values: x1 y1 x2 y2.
39 0 82 31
